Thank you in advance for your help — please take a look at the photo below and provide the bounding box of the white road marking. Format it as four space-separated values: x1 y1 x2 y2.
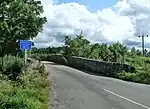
103 88 150 109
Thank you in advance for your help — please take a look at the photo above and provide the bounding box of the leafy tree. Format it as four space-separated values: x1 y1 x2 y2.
61 33 128 63
109 44 121 62
88 44 100 59
116 43 128 63
99 44 111 61
107 43 126 63
68 32 90 57
0 0 47 56
32 32 140 64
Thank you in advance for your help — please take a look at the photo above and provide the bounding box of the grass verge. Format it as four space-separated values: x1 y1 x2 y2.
0 60 50 109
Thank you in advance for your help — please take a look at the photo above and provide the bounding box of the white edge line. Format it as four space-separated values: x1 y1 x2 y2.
103 88 150 109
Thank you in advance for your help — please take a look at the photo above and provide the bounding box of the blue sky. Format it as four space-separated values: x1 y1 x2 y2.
57 0 118 11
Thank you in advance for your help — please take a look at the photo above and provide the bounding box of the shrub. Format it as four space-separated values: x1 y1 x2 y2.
0 60 49 109
117 71 150 84
120 56 150 84
0 55 24 80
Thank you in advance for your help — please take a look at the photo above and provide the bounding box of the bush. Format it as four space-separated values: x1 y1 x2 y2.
120 56 150 84
117 71 150 84
0 60 49 109
0 55 24 80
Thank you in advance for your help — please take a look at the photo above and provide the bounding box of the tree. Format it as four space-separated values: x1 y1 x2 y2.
64 36 71 56
0 0 46 69
109 44 121 62
62 33 129 63
88 43 100 59
116 43 128 63
0 0 47 56
99 44 111 61
68 32 90 57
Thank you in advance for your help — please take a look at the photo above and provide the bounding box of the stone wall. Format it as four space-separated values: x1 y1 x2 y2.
47 54 135 76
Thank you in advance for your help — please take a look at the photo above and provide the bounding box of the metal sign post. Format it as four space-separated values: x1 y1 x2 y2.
25 49 27 64
20 40 32 64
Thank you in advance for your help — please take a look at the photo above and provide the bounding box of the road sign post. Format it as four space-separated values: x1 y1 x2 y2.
20 40 32 64
25 49 27 64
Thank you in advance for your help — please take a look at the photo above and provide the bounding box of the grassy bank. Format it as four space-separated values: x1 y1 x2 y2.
0 56 50 109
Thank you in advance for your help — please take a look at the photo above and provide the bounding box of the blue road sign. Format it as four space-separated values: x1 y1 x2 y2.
20 40 32 50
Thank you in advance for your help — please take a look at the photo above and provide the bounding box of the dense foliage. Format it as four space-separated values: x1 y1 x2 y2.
0 55 24 80
0 59 49 109
31 47 64 54
0 0 49 108
32 32 137 63
117 56 150 84
0 0 46 56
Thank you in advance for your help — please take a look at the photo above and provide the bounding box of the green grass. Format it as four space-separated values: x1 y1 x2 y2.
0 60 50 109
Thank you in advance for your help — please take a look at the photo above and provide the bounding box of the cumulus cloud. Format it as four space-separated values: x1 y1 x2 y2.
33 0 150 49
116 0 150 36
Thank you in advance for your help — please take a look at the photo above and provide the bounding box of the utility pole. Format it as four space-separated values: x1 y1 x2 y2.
139 35 148 56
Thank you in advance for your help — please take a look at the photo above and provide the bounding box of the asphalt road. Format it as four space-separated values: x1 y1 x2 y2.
45 62 150 109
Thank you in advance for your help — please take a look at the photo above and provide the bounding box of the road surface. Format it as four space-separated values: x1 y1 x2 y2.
45 62 150 109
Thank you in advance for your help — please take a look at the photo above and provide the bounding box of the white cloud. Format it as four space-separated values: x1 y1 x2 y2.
34 0 150 49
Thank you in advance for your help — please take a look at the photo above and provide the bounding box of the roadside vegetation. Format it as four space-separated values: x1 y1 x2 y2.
0 56 49 109
31 32 150 84
0 0 49 108
118 56 150 84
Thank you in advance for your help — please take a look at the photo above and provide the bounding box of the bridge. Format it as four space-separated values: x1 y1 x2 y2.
37 54 150 109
